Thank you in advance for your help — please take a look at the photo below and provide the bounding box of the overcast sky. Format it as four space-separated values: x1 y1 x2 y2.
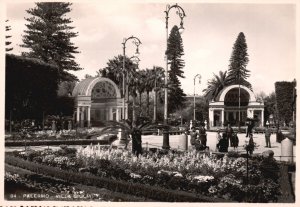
4 0 297 96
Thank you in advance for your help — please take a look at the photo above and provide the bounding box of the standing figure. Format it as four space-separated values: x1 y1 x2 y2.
131 127 142 157
199 124 207 147
265 126 272 148
216 129 222 150
226 124 234 147
217 132 229 152
190 127 198 148
232 133 239 149
246 119 255 137
247 133 255 155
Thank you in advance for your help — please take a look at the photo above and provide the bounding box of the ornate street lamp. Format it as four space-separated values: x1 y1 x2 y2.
163 3 186 149
122 36 142 120
193 74 201 121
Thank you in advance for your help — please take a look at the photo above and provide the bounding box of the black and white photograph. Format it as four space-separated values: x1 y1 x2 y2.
1 0 298 205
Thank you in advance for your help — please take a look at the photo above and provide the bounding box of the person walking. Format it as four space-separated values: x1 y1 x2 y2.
217 132 229 152
246 119 255 137
232 132 239 149
199 124 207 147
190 127 198 149
247 133 255 155
265 125 271 148
226 124 234 147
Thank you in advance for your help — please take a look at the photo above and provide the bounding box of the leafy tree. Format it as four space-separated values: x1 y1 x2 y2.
166 25 186 112
203 70 230 101
227 32 252 89
275 81 295 126
255 91 267 103
5 20 13 52
57 81 76 97
263 92 278 126
173 96 209 125
5 54 59 122
21 2 81 82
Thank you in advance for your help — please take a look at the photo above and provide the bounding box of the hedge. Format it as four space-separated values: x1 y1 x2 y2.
275 81 295 125
5 139 112 147
5 155 229 202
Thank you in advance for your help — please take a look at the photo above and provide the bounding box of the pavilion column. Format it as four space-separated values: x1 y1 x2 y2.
76 106 80 122
221 109 224 127
116 108 119 121
87 106 91 128
209 109 214 127
109 108 113 120
125 104 128 120
247 108 253 119
80 107 85 127
261 109 264 127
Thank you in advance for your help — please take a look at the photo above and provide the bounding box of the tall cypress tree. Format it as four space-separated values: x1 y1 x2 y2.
5 20 13 52
21 2 81 82
166 25 186 112
227 32 252 89
227 32 251 128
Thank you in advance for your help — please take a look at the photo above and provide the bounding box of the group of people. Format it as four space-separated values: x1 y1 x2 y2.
189 125 208 151
188 119 277 153
216 124 239 152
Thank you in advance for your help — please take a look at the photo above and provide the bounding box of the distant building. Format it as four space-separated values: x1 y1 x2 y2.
72 77 124 127
209 84 264 127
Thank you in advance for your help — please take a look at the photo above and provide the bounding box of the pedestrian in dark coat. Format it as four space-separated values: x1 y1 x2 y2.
217 132 229 152
265 126 271 148
190 127 198 147
199 125 207 147
232 133 239 149
226 124 234 147
132 127 142 157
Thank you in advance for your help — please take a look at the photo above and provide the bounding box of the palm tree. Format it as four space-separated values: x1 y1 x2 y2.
135 70 146 116
144 68 156 116
128 69 141 124
203 70 230 101
152 66 165 123
99 55 136 93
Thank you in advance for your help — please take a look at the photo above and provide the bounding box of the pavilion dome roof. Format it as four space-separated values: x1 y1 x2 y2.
72 77 96 96
214 84 256 102
72 77 121 98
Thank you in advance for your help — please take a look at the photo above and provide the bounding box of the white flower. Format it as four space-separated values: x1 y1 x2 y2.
130 173 142 179
174 173 183 177
193 175 214 183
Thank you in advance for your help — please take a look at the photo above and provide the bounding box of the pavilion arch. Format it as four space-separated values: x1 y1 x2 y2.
208 84 264 128
72 77 125 127
216 84 256 102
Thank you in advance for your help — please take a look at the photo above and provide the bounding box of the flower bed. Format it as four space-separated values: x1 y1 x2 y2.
5 128 117 146
7 146 281 202
5 128 116 142
5 171 105 201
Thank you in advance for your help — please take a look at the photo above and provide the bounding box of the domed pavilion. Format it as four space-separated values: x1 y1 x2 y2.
208 84 264 128
72 77 124 127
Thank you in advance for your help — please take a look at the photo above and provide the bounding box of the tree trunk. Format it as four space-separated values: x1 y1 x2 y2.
139 92 142 116
153 89 157 123
146 91 150 116
132 94 137 126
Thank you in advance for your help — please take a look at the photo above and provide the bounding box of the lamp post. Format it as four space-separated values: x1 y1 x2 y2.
164 4 186 125
130 56 140 125
163 3 186 150
193 74 201 121
122 36 142 120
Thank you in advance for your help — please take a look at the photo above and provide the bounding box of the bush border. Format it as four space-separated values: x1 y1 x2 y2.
5 155 230 202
